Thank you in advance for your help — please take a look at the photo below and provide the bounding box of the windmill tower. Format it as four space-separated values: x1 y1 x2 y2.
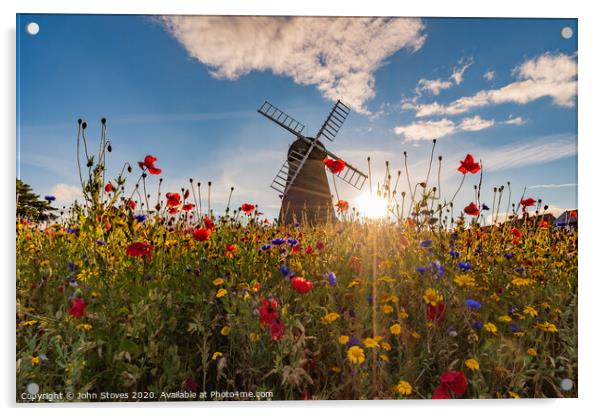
258 100 368 225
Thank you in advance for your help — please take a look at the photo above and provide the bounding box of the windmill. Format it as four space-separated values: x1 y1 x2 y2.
258 100 368 225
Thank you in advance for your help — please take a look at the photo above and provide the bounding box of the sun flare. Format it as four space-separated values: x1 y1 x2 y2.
354 192 389 219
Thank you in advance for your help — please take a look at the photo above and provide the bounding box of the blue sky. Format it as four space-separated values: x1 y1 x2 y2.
16 15 577 220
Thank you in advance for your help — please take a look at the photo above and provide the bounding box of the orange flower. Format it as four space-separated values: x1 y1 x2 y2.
335 200 349 213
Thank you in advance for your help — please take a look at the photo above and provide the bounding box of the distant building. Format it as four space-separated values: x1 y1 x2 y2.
554 210 578 228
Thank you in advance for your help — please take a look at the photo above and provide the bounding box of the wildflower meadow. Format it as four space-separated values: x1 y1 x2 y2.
16 119 577 401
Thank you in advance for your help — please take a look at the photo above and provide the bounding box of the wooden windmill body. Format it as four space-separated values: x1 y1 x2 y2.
258 100 368 225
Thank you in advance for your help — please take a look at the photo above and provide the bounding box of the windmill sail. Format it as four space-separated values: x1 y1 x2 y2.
315 100 351 142
258 101 306 136
334 162 368 191
270 141 319 195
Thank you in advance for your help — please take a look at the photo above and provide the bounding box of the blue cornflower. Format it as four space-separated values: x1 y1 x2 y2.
508 306 517 315
287 238 299 246
68 262 77 273
419 239 432 248
279 264 294 279
271 238 286 245
509 324 520 333
294 223 301 228
416 266 428 274
465 299 482 310
458 261 473 271
449 250 460 259
472 320 484 331
481 203 490 211
514 266 525 273
68 277 78 287
474 246 483 254
451 232 459 241
431 261 445 278
260 244 272 251
327 272 337 287
347 336 364 348
44 195 56 202
96 240 104 246
366 294 373 305
185 267 192 273
134 214 146 222
67 228 76 234
504 253 513 260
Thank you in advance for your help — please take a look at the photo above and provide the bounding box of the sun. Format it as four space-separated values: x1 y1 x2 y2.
354 192 389 219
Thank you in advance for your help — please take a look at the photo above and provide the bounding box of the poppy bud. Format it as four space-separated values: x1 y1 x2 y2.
127 165 132 173
544 205 549 210
189 178 193 183
367 156 371 162
101 117 107 124
208 181 212 186
77 118 82 125
433 139 437 144
82 121 87 129
107 144 112 152
142 173 147 179
438 155 442 161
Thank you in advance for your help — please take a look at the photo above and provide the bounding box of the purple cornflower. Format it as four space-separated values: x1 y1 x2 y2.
347 336 364 348
458 261 473 271
449 250 460 259
419 239 432 248
327 272 337 287
271 238 286 245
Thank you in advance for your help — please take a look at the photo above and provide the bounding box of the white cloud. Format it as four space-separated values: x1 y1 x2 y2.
414 57 473 96
458 115 495 132
417 78 453 95
483 70 495 81
485 204 572 225
393 118 456 141
414 52 577 117
161 16 426 114
49 183 83 206
504 116 527 125
528 183 577 189
394 114 511 141
450 57 473 85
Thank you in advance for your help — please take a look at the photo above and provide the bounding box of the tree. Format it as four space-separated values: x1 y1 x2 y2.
16 179 57 222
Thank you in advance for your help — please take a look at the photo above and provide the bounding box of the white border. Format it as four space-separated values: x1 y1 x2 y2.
2 1 600 415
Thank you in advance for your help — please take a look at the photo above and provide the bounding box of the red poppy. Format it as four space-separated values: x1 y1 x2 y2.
182 203 195 211
252 282 261 293
68 298 86 318
290 276 313 294
127 199 136 210
203 215 215 230
138 155 162 175
348 256 362 273
105 182 114 193
539 220 549 229
259 297 279 326
511 227 522 244
569 210 578 218
168 207 179 215
271 319 285 341
291 245 302 254
126 242 153 260
432 371 468 399
520 197 536 207
183 189 190 199
427 302 446 324
316 241 325 251
192 228 211 242
335 199 349 213
225 244 237 252
184 378 199 392
241 203 255 214
464 202 480 216
166 192 181 208
457 154 481 175
305 245 314 254
323 157 346 174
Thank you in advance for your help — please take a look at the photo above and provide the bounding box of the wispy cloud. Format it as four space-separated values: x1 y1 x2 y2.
479 134 576 172
414 52 577 117
483 70 495 81
161 16 426 114
394 114 516 141
412 57 473 96
528 183 577 189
